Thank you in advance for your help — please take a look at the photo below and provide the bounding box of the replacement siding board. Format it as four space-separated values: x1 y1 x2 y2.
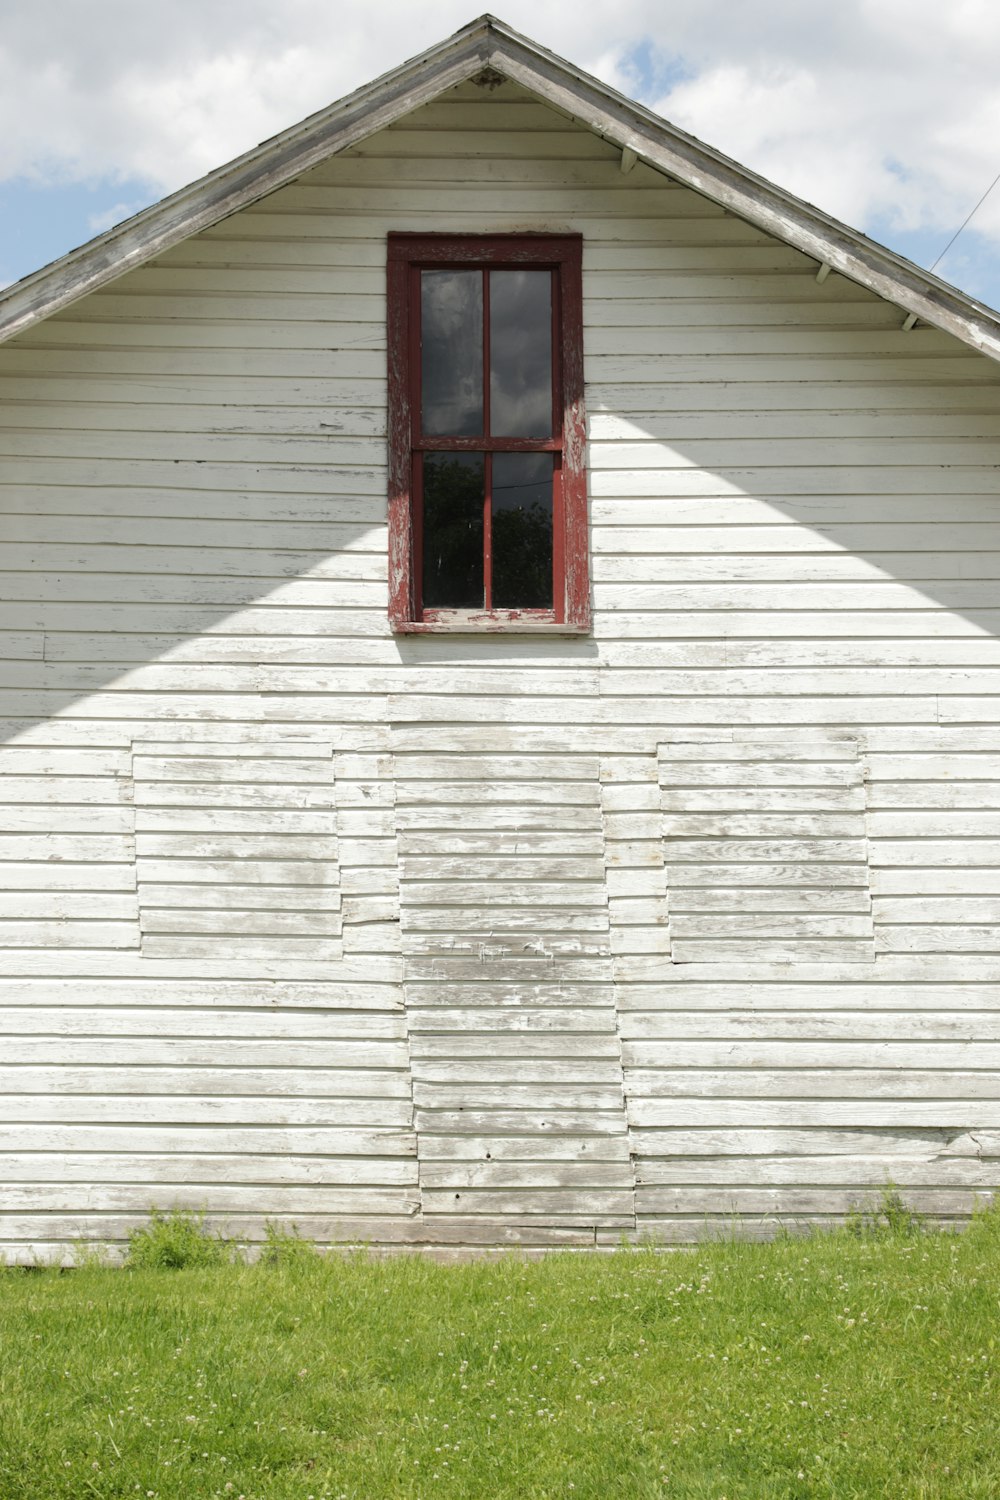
865 734 1000 955
0 740 139 952
1 74 1000 1254
394 733 634 1227
658 735 876 964
131 736 342 962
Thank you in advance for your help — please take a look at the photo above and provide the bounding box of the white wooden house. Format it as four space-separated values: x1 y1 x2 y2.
2 15 1000 1259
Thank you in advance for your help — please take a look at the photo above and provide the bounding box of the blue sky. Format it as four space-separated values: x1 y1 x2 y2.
1 3 998 310
0 175 159 289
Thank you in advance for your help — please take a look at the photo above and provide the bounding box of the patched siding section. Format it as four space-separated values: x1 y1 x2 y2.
866 728 1000 956
0 740 139 951
132 736 342 962
658 735 875 964
394 731 635 1245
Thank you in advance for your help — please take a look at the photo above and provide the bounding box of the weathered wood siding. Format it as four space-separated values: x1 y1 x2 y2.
1 80 999 1257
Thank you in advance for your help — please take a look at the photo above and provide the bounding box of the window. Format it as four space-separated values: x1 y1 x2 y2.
387 234 589 632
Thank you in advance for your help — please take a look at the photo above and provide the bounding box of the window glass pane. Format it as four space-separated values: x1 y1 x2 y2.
422 453 484 609
421 270 483 436
492 452 553 609
489 270 552 438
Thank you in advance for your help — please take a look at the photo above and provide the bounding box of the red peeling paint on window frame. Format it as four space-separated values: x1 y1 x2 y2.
387 232 590 634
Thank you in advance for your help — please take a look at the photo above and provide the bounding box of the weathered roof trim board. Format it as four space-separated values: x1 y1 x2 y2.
0 19 498 344
3 12 1000 360
483 27 1000 361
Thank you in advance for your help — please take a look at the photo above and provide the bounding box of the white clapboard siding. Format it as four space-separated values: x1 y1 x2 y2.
1 75 1000 1253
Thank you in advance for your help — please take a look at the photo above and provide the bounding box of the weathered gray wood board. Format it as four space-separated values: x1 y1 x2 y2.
395 738 633 1227
0 79 999 1256
658 735 875 964
132 736 342 961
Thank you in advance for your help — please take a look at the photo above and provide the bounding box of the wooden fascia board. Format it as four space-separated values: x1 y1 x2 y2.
0 28 495 346
484 32 1000 362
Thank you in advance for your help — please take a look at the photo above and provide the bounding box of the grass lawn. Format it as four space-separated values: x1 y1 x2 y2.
1 1208 998 1499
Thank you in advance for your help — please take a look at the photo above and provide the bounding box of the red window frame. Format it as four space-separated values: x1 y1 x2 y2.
387 233 589 632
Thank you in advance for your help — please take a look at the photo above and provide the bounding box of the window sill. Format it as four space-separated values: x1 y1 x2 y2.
393 609 590 636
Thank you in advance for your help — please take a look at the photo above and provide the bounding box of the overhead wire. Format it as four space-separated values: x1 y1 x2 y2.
929 166 1000 272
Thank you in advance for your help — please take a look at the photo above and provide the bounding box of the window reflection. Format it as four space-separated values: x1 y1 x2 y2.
489 270 552 438
421 270 483 436
492 452 553 608
422 452 485 609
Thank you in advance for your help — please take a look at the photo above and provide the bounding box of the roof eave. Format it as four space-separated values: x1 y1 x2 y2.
0 16 499 344
2 12 1000 361
482 24 1000 361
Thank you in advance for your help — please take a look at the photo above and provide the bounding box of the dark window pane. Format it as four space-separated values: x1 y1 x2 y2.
489 270 552 438
492 452 553 609
422 452 484 609
421 270 483 436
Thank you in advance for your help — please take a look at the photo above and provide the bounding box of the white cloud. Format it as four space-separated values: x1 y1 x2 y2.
2 0 1000 264
639 0 1000 248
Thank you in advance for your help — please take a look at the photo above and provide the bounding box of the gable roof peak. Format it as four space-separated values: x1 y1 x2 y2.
1 15 999 360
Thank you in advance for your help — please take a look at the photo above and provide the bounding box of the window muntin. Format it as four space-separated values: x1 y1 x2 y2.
388 234 589 632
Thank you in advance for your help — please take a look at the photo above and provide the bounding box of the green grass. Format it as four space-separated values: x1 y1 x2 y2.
1 1206 999 1499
